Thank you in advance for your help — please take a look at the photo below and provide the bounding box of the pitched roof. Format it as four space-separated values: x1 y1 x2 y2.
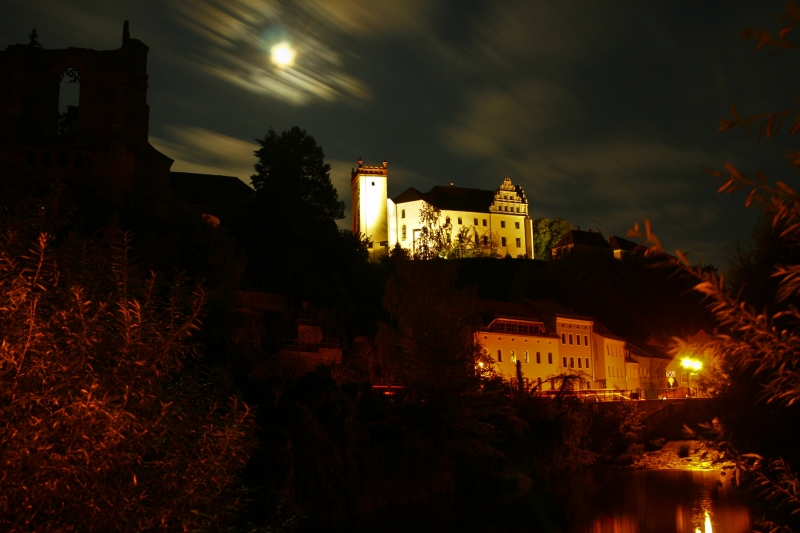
394 185 496 213
553 229 613 249
473 299 558 336
608 235 648 253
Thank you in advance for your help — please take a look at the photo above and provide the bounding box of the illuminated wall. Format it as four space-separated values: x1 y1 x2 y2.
554 318 594 390
477 325 560 390
351 159 389 259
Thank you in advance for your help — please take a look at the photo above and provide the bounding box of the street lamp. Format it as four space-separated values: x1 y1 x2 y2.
681 357 703 397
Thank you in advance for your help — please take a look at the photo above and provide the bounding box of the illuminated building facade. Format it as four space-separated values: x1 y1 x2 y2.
350 159 535 259
474 300 561 390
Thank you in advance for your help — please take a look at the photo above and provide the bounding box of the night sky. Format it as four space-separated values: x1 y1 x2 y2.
3 1 799 267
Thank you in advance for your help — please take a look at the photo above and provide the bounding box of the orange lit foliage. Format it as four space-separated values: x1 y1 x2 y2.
0 229 253 531
628 4 800 528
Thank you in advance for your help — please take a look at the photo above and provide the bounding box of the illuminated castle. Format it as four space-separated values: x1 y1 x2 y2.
350 158 535 260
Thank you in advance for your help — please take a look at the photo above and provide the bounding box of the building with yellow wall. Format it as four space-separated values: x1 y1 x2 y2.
474 300 561 390
351 158 535 259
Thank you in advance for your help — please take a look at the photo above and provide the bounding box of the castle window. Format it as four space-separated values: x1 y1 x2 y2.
536 352 541 364
561 333 566 344
516 238 521 247
401 225 407 240
515 222 520 229
563 357 568 367
501 237 506 247
475 234 479 245
576 335 581 346
510 351 516 363
577 358 582 368
401 209 405 219
524 351 529 363
371 181 375 186
58 68 81 136
548 353 553 364
585 358 590 369
570 357 575 368
474 218 478 225
482 219 487 226
458 217 462 225
516 207 520 213
584 335 588 345
483 236 488 246
500 221 505 228
497 349 503 362
569 334 573 345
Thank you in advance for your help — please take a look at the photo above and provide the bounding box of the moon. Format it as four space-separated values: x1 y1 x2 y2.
271 43 295 67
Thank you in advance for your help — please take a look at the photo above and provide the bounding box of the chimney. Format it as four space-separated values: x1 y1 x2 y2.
358 157 363 168
123 20 130 45
383 158 387 169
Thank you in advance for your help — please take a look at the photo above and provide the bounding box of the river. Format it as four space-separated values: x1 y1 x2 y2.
348 467 751 532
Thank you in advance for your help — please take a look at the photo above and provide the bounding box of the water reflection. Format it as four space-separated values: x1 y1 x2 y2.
558 468 750 533
346 467 751 532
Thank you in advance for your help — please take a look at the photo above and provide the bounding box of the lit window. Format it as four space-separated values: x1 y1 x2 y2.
510 351 516 363
561 333 566 344
536 352 541 364
501 237 507 247
501 221 506 228
516 238 521 247
563 357 568 367
524 351 529 363
458 217 462 224
548 353 553 364
401 225 406 241
585 358 589 368
569 334 573 345
401 209 405 219
497 349 503 363
515 222 520 229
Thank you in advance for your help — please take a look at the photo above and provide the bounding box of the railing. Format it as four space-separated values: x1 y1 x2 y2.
532 387 696 402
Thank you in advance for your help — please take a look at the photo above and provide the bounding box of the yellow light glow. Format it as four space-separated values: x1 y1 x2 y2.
705 510 713 533
681 357 703 371
271 43 295 67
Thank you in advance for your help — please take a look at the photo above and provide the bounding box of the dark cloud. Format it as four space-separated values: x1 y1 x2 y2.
3 0 795 266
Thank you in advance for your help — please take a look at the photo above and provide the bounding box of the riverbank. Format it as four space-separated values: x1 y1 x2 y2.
633 439 737 471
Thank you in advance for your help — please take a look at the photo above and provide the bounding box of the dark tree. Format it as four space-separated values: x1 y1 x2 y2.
28 28 41 48
251 126 344 221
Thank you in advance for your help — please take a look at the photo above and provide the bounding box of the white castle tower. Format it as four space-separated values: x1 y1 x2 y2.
351 158 389 260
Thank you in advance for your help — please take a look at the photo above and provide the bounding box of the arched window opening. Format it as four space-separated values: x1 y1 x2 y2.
58 67 80 136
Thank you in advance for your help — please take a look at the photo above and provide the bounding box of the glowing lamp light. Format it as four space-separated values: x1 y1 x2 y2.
680 357 703 372
271 43 295 67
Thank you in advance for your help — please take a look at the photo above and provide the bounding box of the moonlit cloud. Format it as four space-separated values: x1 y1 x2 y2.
151 126 257 185
169 0 415 105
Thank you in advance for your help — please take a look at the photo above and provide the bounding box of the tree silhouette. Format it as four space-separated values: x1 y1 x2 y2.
251 126 344 221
